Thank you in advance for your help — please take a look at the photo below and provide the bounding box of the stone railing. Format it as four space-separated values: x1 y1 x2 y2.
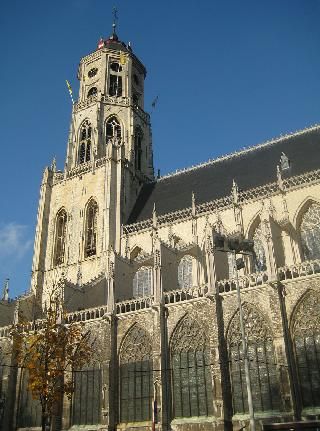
278 259 320 281
66 305 108 323
217 270 269 294
0 326 11 338
116 295 153 315
164 285 208 304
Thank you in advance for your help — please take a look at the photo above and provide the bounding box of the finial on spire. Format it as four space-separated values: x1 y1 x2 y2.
111 6 118 39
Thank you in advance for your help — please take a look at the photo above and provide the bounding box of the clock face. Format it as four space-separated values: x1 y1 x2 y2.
88 67 98 78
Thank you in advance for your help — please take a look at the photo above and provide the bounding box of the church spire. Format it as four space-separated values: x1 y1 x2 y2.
110 6 119 40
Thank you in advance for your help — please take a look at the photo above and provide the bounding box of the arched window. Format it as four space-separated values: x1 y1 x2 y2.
106 116 121 144
79 120 92 164
252 223 267 272
134 128 143 171
171 315 213 418
133 266 152 298
84 200 98 258
53 209 67 266
228 303 281 414
178 255 193 289
87 87 97 98
72 365 102 426
109 62 123 97
119 325 153 423
292 292 320 408
300 204 320 261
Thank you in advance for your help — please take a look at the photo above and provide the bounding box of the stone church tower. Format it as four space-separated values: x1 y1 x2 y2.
1 20 320 431
30 26 153 303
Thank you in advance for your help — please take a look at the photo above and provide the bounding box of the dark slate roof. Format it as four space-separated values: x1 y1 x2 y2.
127 126 320 224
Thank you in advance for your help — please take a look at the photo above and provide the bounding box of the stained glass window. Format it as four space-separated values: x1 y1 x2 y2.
119 326 153 423
72 367 102 425
53 209 67 266
292 292 320 408
178 255 193 289
252 224 267 272
133 266 152 298
300 204 320 261
79 120 92 164
228 304 281 414
171 315 213 418
85 200 98 258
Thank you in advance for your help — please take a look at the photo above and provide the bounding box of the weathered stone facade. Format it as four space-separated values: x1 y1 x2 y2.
1 28 320 431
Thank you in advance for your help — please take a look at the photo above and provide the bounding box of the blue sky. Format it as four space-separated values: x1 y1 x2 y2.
1 0 319 298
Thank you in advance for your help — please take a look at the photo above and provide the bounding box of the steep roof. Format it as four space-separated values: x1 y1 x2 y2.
127 125 320 224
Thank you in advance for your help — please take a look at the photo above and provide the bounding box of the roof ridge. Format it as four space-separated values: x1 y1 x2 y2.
157 122 320 182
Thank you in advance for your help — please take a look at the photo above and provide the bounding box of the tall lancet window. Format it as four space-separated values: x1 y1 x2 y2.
252 223 267 273
109 62 123 97
178 255 193 289
133 266 153 298
300 204 320 261
134 127 143 171
228 304 281 414
106 116 121 145
292 292 320 408
79 120 92 164
85 200 98 258
53 209 67 266
120 325 153 423
171 315 213 418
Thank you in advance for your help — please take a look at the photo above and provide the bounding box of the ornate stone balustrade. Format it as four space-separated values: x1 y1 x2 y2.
278 259 320 281
164 285 208 304
116 296 153 314
102 95 130 106
217 271 269 294
66 305 108 323
73 95 98 112
0 326 11 338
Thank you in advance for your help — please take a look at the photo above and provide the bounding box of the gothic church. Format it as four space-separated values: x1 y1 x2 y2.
1 24 320 431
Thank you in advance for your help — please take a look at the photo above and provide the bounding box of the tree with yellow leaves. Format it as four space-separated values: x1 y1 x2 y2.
12 282 94 431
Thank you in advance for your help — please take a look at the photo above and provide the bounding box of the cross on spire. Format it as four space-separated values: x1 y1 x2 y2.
112 6 118 35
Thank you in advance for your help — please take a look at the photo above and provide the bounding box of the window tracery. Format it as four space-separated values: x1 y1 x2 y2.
292 292 320 408
119 325 153 423
252 223 267 272
72 366 102 425
53 209 67 266
228 303 280 414
178 255 193 289
79 120 92 164
171 315 213 418
84 200 98 258
133 266 152 298
300 204 320 261
106 116 121 144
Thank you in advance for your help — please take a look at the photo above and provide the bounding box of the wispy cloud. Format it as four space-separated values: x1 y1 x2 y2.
0 223 32 260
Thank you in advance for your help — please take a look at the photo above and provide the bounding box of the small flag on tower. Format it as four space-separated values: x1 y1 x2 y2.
66 79 74 104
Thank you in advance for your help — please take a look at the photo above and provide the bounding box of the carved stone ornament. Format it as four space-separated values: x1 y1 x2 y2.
228 303 272 346
120 325 152 364
292 291 320 337
171 314 209 354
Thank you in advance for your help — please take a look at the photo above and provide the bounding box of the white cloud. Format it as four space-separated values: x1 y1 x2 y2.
0 223 32 260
